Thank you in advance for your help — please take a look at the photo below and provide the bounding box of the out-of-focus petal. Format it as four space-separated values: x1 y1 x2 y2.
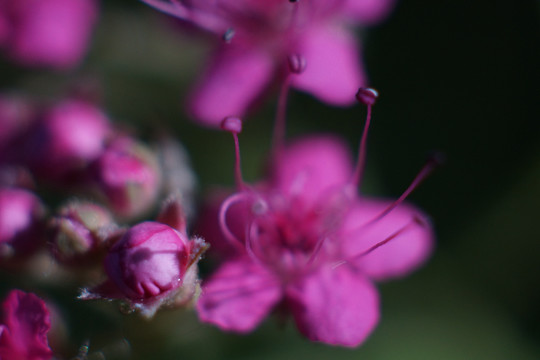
287 265 379 347
0 290 53 360
339 199 434 281
292 25 366 105
272 135 353 206
10 0 98 68
188 44 274 126
341 0 397 25
196 257 282 332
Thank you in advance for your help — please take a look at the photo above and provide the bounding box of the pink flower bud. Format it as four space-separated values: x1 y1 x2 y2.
104 222 191 301
0 289 53 360
0 187 45 259
51 201 117 265
0 0 98 69
25 100 112 181
90 137 161 219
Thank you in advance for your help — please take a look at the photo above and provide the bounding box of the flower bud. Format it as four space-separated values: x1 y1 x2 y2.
50 201 117 265
25 100 112 181
104 222 190 301
0 187 46 259
90 137 161 219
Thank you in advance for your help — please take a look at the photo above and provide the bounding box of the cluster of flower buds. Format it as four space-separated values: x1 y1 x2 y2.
0 94 169 220
0 92 201 328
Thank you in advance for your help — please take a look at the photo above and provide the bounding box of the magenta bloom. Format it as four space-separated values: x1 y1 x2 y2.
0 290 53 360
141 0 396 126
0 0 98 69
197 131 434 346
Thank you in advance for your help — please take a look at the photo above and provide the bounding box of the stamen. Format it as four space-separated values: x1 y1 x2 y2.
218 192 251 251
368 153 442 225
348 216 423 261
271 54 307 161
287 53 307 74
246 220 264 265
350 88 379 191
221 116 246 190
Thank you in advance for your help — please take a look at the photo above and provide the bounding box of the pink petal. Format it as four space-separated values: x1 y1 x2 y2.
292 25 366 105
340 199 434 281
287 265 379 347
272 135 353 206
196 258 282 332
10 0 98 68
188 44 274 126
341 0 397 25
0 290 52 360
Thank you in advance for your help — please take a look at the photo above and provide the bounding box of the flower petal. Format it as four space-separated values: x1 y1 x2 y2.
292 25 366 105
0 290 52 360
287 265 379 347
341 0 397 25
340 199 434 281
188 44 274 126
196 257 282 332
10 0 98 68
272 135 353 206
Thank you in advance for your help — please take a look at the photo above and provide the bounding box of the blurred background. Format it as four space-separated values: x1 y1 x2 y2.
1 0 539 359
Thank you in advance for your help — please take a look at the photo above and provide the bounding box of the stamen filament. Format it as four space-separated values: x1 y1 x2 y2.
350 103 372 189
218 192 252 251
271 75 292 160
348 217 420 261
368 155 440 225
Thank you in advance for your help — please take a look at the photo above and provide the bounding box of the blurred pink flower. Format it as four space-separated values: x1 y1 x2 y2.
0 289 53 360
0 0 98 69
196 125 433 346
141 0 396 126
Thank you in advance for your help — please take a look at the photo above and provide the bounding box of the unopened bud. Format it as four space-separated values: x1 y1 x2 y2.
90 137 161 220
51 201 117 265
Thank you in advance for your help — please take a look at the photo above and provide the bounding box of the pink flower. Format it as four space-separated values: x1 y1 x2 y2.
141 0 396 126
196 101 435 347
0 0 98 69
0 289 53 360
